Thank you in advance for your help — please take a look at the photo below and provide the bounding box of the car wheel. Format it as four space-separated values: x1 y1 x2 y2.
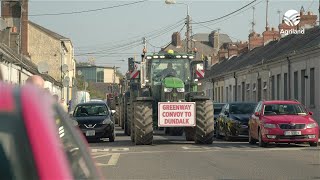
258 129 268 147
248 129 256 145
309 142 318 147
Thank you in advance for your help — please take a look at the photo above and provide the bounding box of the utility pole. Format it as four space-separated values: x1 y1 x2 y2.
186 5 190 54
266 0 269 30
277 10 281 25
251 7 256 32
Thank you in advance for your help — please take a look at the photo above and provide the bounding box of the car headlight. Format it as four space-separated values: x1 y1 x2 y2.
102 119 112 125
164 87 173 92
306 123 317 128
177 88 185 92
264 123 276 128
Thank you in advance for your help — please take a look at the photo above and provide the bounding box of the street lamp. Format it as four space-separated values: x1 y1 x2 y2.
165 0 191 53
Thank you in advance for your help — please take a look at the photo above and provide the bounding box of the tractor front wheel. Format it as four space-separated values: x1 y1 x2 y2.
195 100 214 144
134 101 153 145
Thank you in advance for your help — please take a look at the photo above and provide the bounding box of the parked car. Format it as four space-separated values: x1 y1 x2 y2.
213 103 226 134
248 100 319 147
0 83 103 180
73 101 115 142
216 102 257 140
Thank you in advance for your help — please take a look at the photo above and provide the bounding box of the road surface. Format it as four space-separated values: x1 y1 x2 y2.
90 127 320 180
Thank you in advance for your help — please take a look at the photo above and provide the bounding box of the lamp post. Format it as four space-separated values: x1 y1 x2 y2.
165 0 191 53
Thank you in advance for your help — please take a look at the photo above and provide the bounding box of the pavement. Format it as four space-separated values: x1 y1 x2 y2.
90 126 320 180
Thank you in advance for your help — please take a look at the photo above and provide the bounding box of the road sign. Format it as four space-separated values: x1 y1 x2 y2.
196 70 205 78
158 102 196 127
130 69 139 79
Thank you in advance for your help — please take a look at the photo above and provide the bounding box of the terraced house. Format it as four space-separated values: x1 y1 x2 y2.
206 11 320 122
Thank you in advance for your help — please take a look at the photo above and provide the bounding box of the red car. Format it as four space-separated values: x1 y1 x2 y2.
248 100 319 147
0 83 103 180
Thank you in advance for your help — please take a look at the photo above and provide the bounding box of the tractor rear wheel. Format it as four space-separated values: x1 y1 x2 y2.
115 105 120 125
127 103 132 136
195 100 214 144
131 102 135 142
185 127 195 141
134 101 153 145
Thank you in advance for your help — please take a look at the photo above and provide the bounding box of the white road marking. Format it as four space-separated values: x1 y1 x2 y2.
107 153 120 166
111 148 129 152
94 153 120 166
182 146 211 150
91 148 130 153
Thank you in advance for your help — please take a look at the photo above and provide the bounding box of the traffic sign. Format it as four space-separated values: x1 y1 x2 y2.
196 70 205 78
130 69 140 79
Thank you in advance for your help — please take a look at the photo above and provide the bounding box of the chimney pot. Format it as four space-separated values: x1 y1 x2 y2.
307 11 311 15
271 27 275 31
12 26 17 33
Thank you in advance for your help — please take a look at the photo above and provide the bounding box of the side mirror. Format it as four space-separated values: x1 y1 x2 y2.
111 110 116 115
254 112 261 116
309 111 313 115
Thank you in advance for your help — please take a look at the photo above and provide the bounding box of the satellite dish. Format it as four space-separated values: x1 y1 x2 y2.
62 64 69 73
63 76 70 87
38 61 49 74
0 18 8 31
77 70 82 76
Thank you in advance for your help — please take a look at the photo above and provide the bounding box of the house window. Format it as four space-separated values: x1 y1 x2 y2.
257 79 262 101
294 71 298 100
310 68 315 106
241 82 245 101
226 87 229 102
221 86 224 102
277 74 281 100
263 81 268 100
301 69 306 104
246 84 250 101
271 76 275 99
218 87 221 102
284 73 288 100
233 85 236 101
237 85 241 101
252 83 256 102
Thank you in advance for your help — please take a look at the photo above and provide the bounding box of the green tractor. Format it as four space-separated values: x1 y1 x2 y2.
127 50 214 145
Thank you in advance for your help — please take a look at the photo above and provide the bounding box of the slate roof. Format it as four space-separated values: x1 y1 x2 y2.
0 43 62 86
207 26 320 79
161 33 232 60
29 21 69 40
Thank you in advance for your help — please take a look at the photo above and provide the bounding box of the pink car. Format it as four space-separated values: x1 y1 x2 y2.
0 83 103 180
249 100 319 147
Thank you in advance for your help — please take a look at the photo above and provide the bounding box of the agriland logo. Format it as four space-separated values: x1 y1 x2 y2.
280 9 305 36
283 9 301 26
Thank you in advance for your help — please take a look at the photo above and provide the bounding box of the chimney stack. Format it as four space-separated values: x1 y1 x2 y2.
171 32 182 47
1 0 29 56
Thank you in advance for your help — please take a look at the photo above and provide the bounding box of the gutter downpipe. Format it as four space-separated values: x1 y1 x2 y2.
234 72 237 102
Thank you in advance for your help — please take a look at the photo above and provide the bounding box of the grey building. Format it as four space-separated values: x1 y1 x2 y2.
206 26 320 122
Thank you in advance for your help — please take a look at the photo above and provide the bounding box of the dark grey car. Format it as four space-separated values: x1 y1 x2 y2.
73 101 115 142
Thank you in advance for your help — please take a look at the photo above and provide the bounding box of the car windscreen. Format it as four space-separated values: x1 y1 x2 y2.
263 104 307 115
74 104 109 117
229 103 256 114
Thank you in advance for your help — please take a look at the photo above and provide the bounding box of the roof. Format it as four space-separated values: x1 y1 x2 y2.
0 43 62 87
263 100 301 104
161 33 232 60
28 21 69 41
207 26 320 79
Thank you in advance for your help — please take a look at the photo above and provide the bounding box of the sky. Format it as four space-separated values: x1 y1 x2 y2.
25 0 320 74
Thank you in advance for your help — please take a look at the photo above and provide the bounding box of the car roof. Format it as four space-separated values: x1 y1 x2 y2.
263 100 300 105
76 101 107 106
228 102 257 105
